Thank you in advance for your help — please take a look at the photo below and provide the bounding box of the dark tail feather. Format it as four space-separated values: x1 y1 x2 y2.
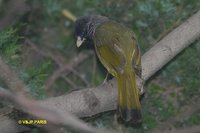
117 106 142 123
117 69 142 123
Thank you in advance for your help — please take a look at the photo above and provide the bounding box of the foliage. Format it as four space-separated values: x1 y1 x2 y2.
162 40 200 103
22 60 53 99
0 27 21 64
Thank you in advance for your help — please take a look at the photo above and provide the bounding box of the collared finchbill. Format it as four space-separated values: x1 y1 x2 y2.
76 36 85 47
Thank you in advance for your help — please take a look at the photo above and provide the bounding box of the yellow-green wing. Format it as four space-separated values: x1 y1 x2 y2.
93 21 141 77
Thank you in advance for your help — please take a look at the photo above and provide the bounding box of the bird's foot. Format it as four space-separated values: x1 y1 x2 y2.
102 72 109 84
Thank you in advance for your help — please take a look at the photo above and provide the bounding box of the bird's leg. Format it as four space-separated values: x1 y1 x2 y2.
139 86 144 95
136 76 145 95
103 72 109 84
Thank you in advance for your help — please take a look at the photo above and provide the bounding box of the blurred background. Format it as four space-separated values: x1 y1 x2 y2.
0 0 200 132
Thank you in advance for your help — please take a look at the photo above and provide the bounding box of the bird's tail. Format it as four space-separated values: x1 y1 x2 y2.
117 67 142 123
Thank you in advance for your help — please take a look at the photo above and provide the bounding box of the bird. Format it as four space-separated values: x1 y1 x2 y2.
74 15 142 123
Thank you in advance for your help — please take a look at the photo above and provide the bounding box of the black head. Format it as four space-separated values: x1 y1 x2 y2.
75 15 108 47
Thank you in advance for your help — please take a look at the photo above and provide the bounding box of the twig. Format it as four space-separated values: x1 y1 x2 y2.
25 38 92 90
45 52 93 90
0 56 30 96
25 39 66 66
62 9 77 22
62 76 77 89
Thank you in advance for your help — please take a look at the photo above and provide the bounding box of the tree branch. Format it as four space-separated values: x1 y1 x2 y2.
0 86 116 133
0 57 30 96
40 10 200 117
142 10 200 80
0 0 29 30
0 116 29 133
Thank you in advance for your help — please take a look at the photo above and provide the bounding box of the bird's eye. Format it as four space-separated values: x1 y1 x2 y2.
81 32 84 36
80 31 85 39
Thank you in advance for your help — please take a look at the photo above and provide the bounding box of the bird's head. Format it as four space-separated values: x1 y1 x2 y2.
75 15 108 47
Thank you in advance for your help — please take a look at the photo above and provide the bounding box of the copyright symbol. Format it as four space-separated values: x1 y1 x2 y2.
18 120 22 124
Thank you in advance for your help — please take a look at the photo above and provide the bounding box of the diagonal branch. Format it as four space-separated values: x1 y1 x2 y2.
142 10 200 80
0 86 116 133
0 57 30 96
40 10 200 117
25 39 93 90
45 51 93 90
0 39 111 132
